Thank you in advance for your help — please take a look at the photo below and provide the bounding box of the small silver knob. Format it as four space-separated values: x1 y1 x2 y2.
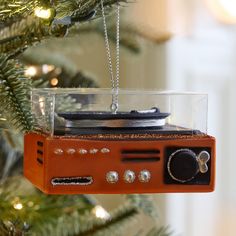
197 151 210 173
124 170 135 183
106 171 119 184
138 170 151 183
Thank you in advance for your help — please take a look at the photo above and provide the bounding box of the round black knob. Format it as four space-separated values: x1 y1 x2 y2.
167 149 199 183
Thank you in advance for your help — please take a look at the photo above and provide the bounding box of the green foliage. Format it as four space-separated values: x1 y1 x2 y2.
146 227 172 236
74 18 142 53
0 0 47 21
0 0 126 22
0 0 127 55
0 220 30 236
0 178 96 236
0 15 67 54
78 204 139 236
0 54 34 132
54 0 127 20
0 130 23 181
126 194 159 219
0 177 168 236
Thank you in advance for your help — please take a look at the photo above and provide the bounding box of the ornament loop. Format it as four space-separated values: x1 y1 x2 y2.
110 103 118 113
101 0 120 113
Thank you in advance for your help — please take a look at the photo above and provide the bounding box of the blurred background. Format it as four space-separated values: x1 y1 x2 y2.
130 0 236 236
98 0 236 235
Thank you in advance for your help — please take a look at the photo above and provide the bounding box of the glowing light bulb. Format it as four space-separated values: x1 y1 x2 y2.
34 7 52 19
51 78 59 86
13 202 23 210
42 64 55 74
92 205 110 220
25 66 37 77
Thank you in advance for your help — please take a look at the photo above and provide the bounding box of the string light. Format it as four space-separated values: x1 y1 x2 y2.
51 78 59 86
13 202 23 210
34 7 53 19
92 205 110 220
42 64 55 74
25 66 37 77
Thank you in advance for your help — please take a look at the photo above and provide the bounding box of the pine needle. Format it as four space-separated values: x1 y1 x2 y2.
0 54 34 132
0 0 127 55
126 194 159 219
146 226 172 236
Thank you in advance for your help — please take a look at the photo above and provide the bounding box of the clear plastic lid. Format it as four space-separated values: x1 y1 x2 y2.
31 88 208 137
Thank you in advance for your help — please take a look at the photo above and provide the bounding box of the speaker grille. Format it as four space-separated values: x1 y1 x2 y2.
121 149 160 163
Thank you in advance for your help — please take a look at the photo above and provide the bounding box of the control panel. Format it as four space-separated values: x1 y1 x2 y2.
24 133 216 194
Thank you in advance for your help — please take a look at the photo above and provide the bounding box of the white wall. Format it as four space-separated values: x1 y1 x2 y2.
165 1 236 236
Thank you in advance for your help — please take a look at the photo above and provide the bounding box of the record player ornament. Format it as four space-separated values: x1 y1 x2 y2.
24 0 215 194
24 89 216 194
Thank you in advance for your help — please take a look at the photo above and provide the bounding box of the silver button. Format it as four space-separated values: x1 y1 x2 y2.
67 148 76 155
197 151 210 173
124 170 135 183
101 148 110 154
198 151 210 163
138 170 151 183
106 171 119 184
90 148 99 154
54 148 63 155
78 149 87 155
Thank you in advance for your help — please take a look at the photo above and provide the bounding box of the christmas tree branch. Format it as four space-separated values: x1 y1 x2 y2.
126 194 159 220
78 204 139 236
0 0 127 21
0 15 68 54
146 226 172 236
72 19 141 53
0 0 127 55
0 177 97 236
0 176 164 236
0 54 34 132
56 0 121 19
0 0 41 23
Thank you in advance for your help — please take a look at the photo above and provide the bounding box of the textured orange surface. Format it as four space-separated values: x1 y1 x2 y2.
24 133 216 194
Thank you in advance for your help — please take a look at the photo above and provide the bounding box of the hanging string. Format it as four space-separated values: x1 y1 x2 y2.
100 0 120 113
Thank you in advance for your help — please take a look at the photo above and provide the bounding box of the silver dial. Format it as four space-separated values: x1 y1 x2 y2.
106 171 119 184
167 149 198 183
124 170 135 183
138 170 151 183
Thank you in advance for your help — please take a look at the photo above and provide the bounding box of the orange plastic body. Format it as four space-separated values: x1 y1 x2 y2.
24 133 216 194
